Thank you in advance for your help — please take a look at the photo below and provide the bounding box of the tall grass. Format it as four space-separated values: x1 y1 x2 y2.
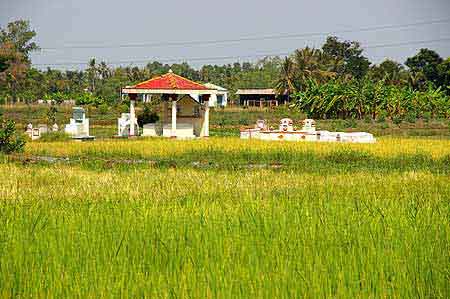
0 138 449 298
24 137 450 173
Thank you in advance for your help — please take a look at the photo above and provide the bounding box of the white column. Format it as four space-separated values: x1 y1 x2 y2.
203 100 210 137
130 99 136 136
171 99 177 138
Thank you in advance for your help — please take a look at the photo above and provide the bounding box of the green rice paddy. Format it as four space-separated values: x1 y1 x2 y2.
0 137 449 298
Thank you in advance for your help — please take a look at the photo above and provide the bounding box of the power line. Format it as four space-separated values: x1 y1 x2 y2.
38 18 450 51
33 53 288 67
32 37 450 67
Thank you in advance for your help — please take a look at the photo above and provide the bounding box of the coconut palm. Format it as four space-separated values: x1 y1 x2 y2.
274 57 296 98
293 47 336 88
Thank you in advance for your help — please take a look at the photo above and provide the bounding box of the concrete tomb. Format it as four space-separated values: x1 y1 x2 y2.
117 113 139 137
241 118 376 143
64 107 94 139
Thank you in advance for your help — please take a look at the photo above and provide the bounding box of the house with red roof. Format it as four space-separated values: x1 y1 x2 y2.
121 70 217 138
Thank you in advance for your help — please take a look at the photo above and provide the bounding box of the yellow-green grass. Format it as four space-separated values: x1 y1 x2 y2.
0 137 449 298
24 137 450 174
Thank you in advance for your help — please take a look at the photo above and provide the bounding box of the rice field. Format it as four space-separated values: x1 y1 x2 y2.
0 137 449 298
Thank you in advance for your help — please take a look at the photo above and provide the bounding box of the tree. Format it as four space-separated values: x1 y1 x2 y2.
405 49 443 89
0 42 28 103
0 116 25 154
322 36 371 79
86 58 97 92
293 47 335 88
0 20 38 103
368 59 405 85
437 57 450 94
47 104 58 125
274 57 296 98
0 20 39 61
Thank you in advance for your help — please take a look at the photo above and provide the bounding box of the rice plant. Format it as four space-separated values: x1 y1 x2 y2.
0 137 449 298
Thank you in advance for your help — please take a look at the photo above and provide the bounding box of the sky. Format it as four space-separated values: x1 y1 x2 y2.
1 0 450 70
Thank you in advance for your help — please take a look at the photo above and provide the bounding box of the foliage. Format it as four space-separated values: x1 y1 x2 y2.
368 59 406 85
405 48 443 89
46 104 57 124
0 20 38 104
97 103 109 115
274 57 295 96
0 117 25 153
322 36 371 79
75 92 104 106
0 20 39 61
2 18 450 120
293 78 450 120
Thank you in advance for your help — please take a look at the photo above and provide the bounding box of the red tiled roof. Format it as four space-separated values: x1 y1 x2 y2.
131 72 209 90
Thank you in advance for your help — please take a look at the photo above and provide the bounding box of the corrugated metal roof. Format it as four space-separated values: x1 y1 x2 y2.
236 89 275 95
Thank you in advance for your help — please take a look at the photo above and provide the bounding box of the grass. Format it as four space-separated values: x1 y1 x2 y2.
0 137 449 298
23 137 450 173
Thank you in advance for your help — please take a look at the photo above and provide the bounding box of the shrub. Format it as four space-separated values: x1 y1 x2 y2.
116 103 130 114
405 112 417 124
330 120 344 131
47 105 58 124
377 111 387 123
422 112 432 123
76 93 104 106
98 103 109 115
392 115 403 125
0 118 26 154
344 118 357 129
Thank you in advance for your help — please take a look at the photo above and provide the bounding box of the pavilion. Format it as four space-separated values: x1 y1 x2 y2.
121 70 215 138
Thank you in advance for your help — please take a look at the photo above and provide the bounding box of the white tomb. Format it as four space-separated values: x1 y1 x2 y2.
117 113 139 137
65 107 94 139
25 123 42 141
241 118 376 143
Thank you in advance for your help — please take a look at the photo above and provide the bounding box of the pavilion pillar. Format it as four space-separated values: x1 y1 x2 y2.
201 94 210 137
171 96 177 138
129 94 137 136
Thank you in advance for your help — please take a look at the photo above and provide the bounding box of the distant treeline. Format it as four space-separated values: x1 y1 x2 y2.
1 20 449 119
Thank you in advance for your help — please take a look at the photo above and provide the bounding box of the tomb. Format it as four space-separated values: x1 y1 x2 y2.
64 107 95 140
117 113 139 137
241 118 376 143
25 123 42 141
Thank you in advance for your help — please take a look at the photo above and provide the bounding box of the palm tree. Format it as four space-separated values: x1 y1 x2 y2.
275 57 296 99
87 58 97 93
294 47 336 88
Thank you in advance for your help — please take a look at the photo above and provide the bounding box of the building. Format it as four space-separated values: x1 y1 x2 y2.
189 83 228 107
121 70 216 138
203 83 228 107
236 89 289 108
